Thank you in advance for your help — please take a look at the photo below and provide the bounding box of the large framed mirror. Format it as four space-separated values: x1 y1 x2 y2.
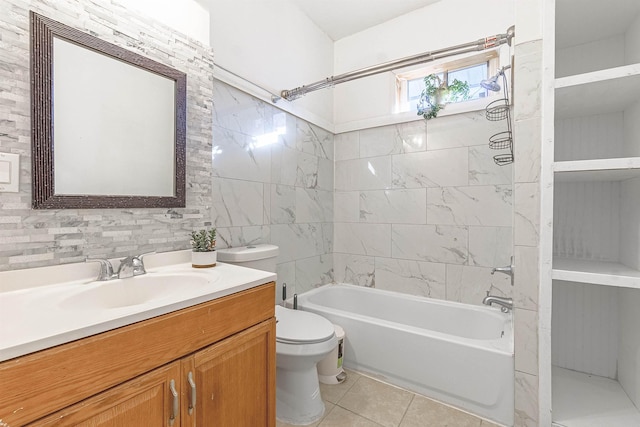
30 12 186 209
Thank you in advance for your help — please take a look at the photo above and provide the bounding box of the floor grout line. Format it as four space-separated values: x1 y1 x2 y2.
280 369 495 427
396 393 416 427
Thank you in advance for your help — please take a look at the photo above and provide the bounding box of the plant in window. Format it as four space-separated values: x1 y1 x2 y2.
417 74 470 120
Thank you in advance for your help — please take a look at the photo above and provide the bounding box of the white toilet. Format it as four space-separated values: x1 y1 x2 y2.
217 244 338 425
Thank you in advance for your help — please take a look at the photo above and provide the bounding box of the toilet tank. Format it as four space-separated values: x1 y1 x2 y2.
216 244 279 273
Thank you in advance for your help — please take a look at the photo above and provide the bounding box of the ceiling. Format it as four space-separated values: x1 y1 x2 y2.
290 0 441 41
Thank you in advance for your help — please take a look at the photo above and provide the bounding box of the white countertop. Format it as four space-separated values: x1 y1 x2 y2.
0 251 276 362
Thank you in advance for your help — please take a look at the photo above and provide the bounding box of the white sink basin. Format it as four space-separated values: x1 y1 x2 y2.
0 257 277 363
60 272 219 310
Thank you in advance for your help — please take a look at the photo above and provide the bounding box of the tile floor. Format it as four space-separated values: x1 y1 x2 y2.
276 370 502 427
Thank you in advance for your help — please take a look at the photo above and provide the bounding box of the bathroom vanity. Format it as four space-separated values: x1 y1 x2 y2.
0 254 276 426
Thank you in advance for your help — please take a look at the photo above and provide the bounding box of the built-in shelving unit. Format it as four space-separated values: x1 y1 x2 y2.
552 367 640 427
555 64 640 118
552 258 640 289
551 1 640 425
554 157 640 181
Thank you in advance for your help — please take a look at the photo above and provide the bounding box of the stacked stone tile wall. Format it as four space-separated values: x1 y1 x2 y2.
0 0 214 271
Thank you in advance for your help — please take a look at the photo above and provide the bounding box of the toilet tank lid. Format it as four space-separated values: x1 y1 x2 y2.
217 244 279 262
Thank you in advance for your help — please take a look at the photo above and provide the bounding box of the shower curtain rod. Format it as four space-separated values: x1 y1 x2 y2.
277 26 515 103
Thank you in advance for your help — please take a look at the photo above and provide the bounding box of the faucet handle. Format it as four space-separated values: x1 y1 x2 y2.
136 251 156 274
125 256 145 276
117 252 155 279
85 258 115 281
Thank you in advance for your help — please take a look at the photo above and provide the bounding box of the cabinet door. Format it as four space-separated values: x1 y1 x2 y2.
29 362 182 427
188 319 276 427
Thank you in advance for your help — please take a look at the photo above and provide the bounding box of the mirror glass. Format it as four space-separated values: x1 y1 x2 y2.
31 12 186 209
53 38 176 197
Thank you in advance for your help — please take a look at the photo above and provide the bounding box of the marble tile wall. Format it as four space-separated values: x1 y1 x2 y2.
513 36 544 427
211 81 334 299
333 112 514 306
0 0 213 271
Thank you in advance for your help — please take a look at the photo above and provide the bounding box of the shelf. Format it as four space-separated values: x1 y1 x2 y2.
556 1 640 50
552 366 640 427
553 158 640 182
555 64 640 118
553 258 640 289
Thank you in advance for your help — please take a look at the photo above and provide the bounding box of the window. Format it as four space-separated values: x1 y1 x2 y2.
396 52 500 114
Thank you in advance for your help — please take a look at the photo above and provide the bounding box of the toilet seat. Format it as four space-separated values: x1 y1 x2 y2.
275 306 335 345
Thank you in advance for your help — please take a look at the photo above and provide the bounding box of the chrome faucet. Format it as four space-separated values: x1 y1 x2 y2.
85 258 116 281
491 266 512 275
86 252 155 281
482 291 513 313
117 252 155 279
491 256 514 286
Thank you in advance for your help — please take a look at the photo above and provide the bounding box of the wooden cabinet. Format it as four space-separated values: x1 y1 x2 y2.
29 362 182 427
182 320 276 427
0 282 275 427
29 319 276 427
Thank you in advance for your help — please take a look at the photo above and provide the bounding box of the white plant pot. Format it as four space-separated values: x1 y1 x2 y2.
192 250 217 268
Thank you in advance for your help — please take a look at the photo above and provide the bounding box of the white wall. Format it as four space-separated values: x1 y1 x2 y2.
618 288 640 408
555 35 625 78
551 281 619 379
621 177 640 271
625 99 640 158
209 0 334 130
128 0 210 46
622 101 640 270
556 9 640 78
625 12 640 65
333 0 514 130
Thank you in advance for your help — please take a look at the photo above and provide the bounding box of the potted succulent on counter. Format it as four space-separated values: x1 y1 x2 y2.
190 228 217 268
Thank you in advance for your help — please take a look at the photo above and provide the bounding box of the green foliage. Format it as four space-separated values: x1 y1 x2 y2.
446 79 471 102
417 74 471 120
190 228 217 252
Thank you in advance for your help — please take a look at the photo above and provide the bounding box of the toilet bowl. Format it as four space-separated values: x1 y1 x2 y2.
274 305 338 424
217 245 338 425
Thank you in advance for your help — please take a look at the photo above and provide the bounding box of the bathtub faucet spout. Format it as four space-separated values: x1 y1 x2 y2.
491 256 514 286
491 266 512 275
482 292 513 313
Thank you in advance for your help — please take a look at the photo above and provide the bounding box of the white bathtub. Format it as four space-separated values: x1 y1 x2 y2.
296 284 514 426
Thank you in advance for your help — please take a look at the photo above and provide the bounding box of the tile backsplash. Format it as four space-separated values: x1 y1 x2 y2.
0 0 213 271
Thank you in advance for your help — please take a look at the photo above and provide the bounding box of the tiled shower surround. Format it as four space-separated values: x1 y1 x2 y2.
213 80 514 304
212 82 334 297
333 112 514 305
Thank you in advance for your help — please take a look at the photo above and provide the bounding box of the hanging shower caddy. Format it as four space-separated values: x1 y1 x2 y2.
484 66 514 165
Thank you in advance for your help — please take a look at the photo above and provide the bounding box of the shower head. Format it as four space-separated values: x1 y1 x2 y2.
481 76 501 92
481 65 512 92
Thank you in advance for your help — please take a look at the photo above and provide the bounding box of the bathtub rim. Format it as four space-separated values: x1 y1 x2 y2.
294 283 514 355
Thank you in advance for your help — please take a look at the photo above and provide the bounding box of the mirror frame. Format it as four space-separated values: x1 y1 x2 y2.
30 12 187 209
